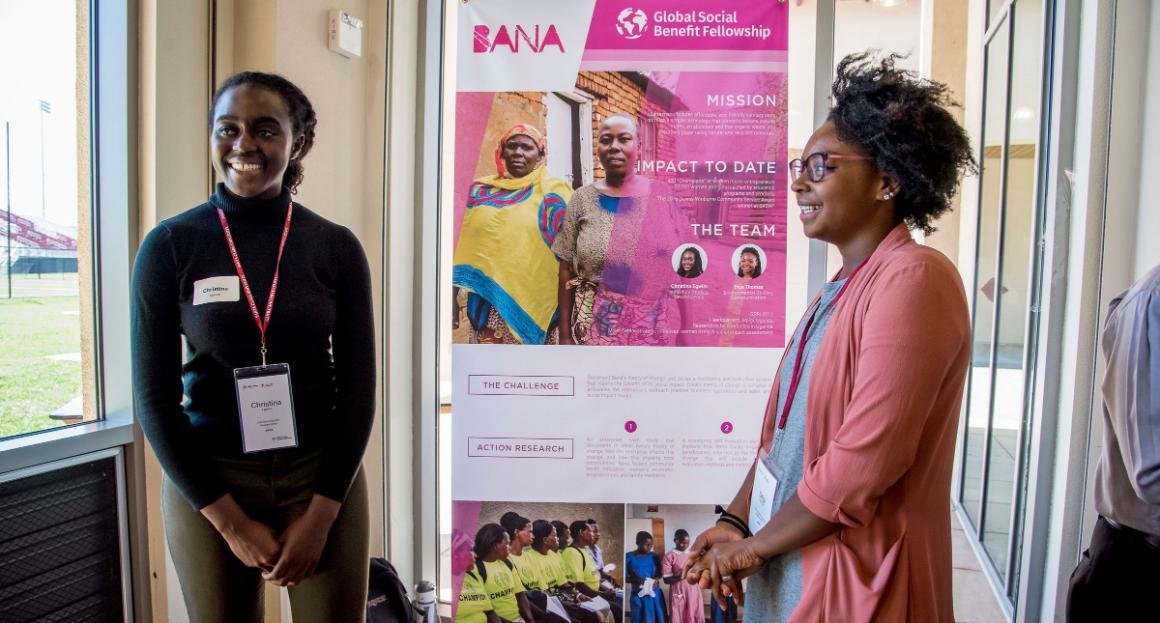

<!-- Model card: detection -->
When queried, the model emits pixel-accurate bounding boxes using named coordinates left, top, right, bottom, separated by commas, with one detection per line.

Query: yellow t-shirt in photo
left=562, top=545, right=600, bottom=591
left=525, top=548, right=569, bottom=591
left=482, top=559, right=525, bottom=622
left=456, top=570, right=493, bottom=623
left=509, top=551, right=547, bottom=591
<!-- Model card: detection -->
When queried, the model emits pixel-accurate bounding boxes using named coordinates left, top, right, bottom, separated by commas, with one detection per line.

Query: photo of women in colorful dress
left=451, top=68, right=786, bottom=348
left=626, top=504, right=731, bottom=623
left=554, top=113, right=688, bottom=346
left=452, top=123, right=573, bottom=344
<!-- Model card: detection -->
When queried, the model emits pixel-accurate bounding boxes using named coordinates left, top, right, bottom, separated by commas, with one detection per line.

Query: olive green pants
left=162, top=449, right=369, bottom=623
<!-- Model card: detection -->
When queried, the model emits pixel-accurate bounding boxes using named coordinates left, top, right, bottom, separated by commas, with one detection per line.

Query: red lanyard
left=216, top=202, right=293, bottom=365
left=773, top=261, right=866, bottom=433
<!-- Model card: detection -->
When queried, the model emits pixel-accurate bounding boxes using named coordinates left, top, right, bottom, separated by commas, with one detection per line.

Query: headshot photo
left=732, top=245, right=766, bottom=281
left=671, top=244, right=707, bottom=279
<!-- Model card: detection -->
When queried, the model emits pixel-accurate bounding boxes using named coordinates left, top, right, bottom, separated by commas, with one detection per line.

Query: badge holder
left=234, top=363, right=299, bottom=453
left=218, top=202, right=298, bottom=454
left=749, top=446, right=782, bottom=534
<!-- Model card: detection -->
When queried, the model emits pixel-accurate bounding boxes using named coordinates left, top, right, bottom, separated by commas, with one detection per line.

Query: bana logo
left=473, top=23, right=565, bottom=53
left=615, top=8, right=648, bottom=39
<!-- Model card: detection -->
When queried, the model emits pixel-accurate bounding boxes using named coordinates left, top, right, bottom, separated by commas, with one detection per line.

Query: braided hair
left=210, top=71, right=318, bottom=194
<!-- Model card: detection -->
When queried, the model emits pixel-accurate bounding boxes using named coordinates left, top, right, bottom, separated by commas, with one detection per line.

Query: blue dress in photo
left=626, top=551, right=667, bottom=623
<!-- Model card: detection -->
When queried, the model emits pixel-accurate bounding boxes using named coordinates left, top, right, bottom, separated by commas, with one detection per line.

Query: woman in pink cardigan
left=686, top=54, right=976, bottom=622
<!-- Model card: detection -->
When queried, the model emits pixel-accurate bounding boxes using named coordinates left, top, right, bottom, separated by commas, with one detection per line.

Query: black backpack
left=367, top=557, right=415, bottom=623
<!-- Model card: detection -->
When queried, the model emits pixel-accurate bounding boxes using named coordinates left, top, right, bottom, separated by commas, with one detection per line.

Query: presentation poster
left=449, top=0, right=788, bottom=614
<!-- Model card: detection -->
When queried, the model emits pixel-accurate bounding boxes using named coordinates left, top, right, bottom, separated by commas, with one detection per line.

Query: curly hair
left=210, top=71, right=318, bottom=194
left=828, top=53, right=977, bottom=235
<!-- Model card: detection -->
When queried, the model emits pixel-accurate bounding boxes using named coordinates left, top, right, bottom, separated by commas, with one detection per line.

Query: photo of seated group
left=454, top=502, right=626, bottom=623
left=625, top=504, right=740, bottom=623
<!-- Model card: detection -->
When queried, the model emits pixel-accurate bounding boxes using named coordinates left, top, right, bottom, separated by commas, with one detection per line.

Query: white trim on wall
left=1033, top=0, right=1116, bottom=619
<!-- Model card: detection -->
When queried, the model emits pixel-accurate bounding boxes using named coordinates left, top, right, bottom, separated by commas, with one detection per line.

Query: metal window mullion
left=1013, top=0, right=1082, bottom=618
left=416, top=0, right=446, bottom=591
left=1074, top=0, right=1119, bottom=570
left=1003, top=0, right=1055, bottom=601
left=957, top=0, right=1010, bottom=524
left=986, top=0, right=1017, bottom=43
left=976, top=8, right=1015, bottom=546
left=807, top=0, right=836, bottom=298
left=90, top=0, right=106, bottom=423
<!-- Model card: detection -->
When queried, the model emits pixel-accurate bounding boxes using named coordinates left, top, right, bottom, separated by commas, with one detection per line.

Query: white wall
left=626, top=504, right=719, bottom=552
left=1134, top=1, right=1160, bottom=278
left=834, top=0, right=923, bottom=75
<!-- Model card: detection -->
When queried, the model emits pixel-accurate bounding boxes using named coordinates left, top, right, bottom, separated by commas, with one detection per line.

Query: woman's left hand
left=263, top=495, right=341, bottom=587
left=685, top=538, right=764, bottom=609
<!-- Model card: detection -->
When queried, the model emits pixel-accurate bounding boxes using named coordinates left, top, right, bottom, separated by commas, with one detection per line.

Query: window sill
left=0, top=411, right=135, bottom=476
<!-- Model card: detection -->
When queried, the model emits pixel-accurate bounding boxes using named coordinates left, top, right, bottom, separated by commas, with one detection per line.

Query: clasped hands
left=681, top=524, right=766, bottom=610
left=203, top=493, right=340, bottom=587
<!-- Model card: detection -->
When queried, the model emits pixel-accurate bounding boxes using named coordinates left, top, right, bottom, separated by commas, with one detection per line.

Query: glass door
left=955, top=0, right=1050, bottom=615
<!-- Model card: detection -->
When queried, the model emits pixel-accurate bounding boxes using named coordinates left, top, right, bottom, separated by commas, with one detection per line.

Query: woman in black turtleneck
left=131, top=72, right=375, bottom=622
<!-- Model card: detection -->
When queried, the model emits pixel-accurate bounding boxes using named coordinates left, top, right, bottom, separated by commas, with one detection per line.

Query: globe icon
left=616, top=8, right=648, bottom=40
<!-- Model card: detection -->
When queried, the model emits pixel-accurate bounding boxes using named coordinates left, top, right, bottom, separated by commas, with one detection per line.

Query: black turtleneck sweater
left=131, top=184, right=375, bottom=510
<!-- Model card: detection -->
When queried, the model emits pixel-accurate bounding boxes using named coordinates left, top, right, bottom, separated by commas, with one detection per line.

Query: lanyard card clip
left=233, top=363, right=298, bottom=453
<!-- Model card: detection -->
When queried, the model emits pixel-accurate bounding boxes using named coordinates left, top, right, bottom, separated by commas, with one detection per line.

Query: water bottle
left=414, top=580, right=438, bottom=623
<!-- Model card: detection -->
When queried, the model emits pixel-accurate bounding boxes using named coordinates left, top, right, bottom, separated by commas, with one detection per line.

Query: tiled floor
left=952, top=517, right=1007, bottom=623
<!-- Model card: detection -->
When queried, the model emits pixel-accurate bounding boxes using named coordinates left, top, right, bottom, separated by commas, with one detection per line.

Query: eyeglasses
left=788, top=152, right=875, bottom=183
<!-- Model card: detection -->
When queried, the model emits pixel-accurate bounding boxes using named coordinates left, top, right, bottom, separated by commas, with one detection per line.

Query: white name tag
left=193, top=275, right=241, bottom=305
left=749, top=449, right=780, bottom=534
left=234, top=364, right=298, bottom=453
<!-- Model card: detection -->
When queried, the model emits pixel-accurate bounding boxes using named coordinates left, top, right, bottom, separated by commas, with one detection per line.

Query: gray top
left=1094, top=263, right=1160, bottom=536
left=744, top=277, right=846, bottom=623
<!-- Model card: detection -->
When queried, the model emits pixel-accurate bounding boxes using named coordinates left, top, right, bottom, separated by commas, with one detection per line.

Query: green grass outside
left=0, top=295, right=83, bottom=438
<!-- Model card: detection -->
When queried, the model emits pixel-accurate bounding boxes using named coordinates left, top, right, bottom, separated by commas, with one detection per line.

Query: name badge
left=193, top=275, right=241, bottom=305
left=749, top=448, right=780, bottom=534
left=234, top=364, right=298, bottom=453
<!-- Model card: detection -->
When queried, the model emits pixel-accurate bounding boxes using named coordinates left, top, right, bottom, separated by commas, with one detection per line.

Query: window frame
left=0, top=0, right=136, bottom=474
left=0, top=0, right=140, bottom=619
left=950, top=1, right=1081, bottom=621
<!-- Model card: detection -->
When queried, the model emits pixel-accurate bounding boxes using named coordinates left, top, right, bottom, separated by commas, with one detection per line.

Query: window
left=0, top=0, right=95, bottom=440
left=956, top=0, right=1049, bottom=613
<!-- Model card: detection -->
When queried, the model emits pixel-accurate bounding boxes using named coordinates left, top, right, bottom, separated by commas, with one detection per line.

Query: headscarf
left=495, top=123, right=547, bottom=178
left=454, top=123, right=572, bottom=344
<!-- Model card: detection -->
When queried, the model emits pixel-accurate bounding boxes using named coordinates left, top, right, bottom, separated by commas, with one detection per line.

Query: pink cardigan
left=759, top=225, right=971, bottom=622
